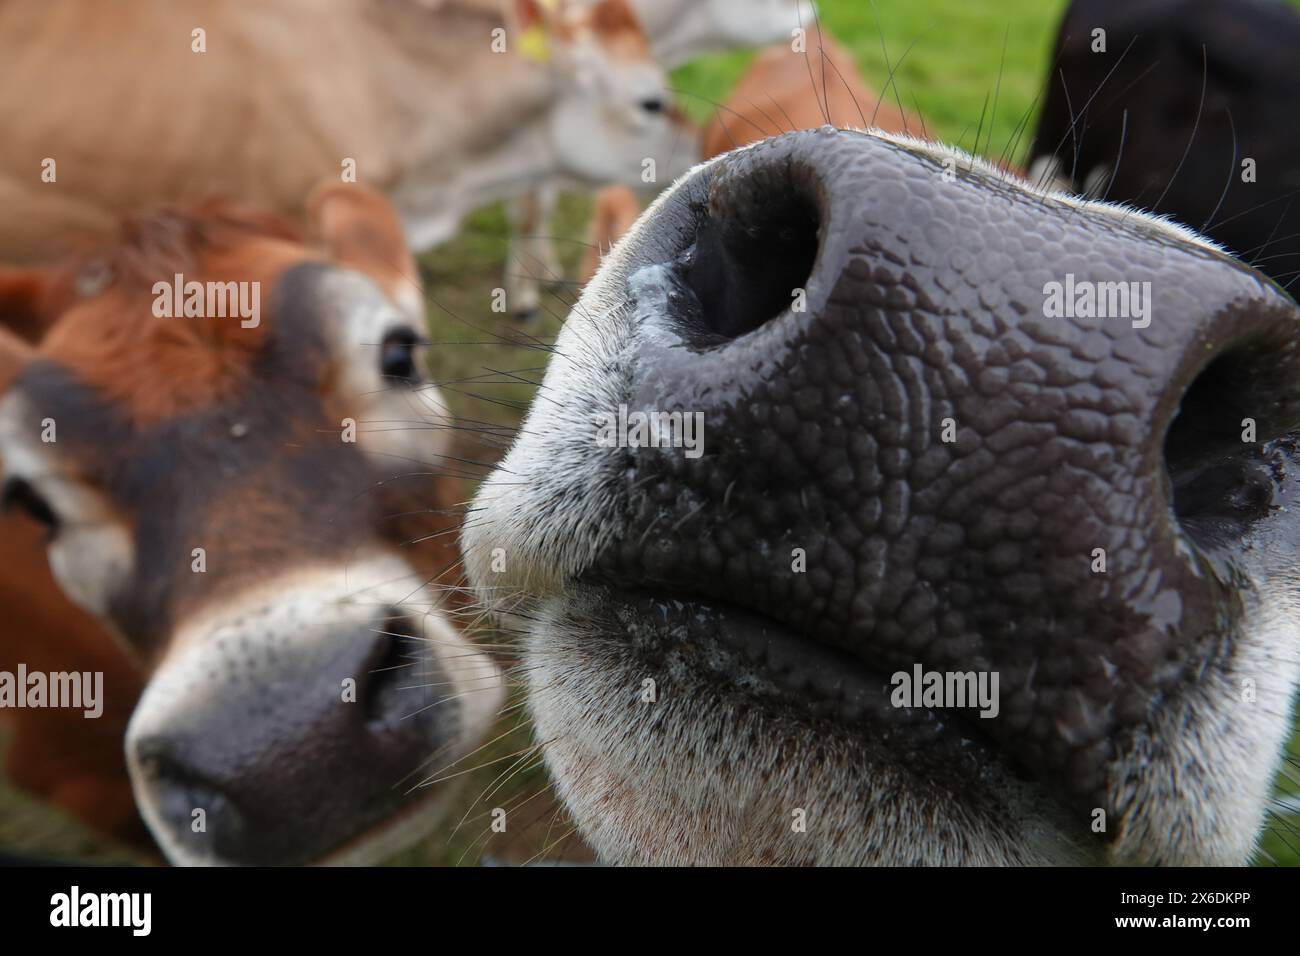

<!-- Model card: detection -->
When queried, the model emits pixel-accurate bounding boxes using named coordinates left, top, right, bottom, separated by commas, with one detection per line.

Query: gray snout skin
left=125, top=577, right=502, bottom=867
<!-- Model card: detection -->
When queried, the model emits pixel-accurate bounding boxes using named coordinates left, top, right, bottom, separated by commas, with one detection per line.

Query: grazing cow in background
left=0, top=0, right=693, bottom=262
left=1027, top=0, right=1300, bottom=290
left=580, top=36, right=926, bottom=282
left=0, top=185, right=503, bottom=864
left=505, top=0, right=813, bottom=318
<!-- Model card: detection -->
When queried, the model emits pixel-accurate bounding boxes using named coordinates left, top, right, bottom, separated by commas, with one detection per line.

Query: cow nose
left=597, top=128, right=1300, bottom=807
left=130, top=608, right=451, bottom=865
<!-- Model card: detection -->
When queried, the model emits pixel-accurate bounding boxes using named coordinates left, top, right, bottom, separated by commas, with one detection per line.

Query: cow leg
left=531, top=183, right=564, bottom=288
left=1081, top=164, right=1112, bottom=199
left=1026, top=155, right=1073, bottom=193
left=580, top=186, right=643, bottom=286
left=505, top=187, right=564, bottom=321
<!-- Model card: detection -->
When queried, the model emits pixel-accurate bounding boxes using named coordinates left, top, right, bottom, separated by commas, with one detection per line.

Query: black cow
left=1028, top=0, right=1300, bottom=291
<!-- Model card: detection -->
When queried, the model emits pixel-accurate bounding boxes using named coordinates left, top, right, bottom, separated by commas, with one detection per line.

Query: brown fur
left=0, top=509, right=149, bottom=848
left=37, top=215, right=299, bottom=428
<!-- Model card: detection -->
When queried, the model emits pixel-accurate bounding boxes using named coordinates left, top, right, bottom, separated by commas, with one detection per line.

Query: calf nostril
left=681, top=155, right=822, bottom=341
left=1172, top=458, right=1275, bottom=525
left=380, top=327, right=419, bottom=383
left=361, top=611, right=426, bottom=728
left=136, top=746, right=243, bottom=847
left=1164, top=336, right=1300, bottom=546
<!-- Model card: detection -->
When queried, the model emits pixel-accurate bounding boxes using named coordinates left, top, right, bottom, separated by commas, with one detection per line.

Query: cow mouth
left=565, top=582, right=1026, bottom=787
left=315, top=785, right=453, bottom=867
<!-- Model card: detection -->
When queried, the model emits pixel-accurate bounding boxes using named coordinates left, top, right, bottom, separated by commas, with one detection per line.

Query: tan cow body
left=0, top=0, right=690, bottom=262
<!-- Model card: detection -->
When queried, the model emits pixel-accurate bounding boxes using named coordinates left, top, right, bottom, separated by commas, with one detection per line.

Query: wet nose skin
left=131, top=610, right=451, bottom=865
left=595, top=129, right=1300, bottom=811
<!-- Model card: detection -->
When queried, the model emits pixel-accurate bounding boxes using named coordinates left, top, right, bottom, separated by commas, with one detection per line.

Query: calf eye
left=379, top=328, right=420, bottom=384
left=1, top=477, right=60, bottom=536
left=639, top=97, right=665, bottom=115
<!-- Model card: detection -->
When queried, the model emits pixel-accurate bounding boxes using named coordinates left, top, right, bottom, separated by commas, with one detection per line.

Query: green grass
left=3, top=0, right=1295, bottom=867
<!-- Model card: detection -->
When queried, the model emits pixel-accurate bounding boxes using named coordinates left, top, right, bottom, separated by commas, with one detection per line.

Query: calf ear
left=589, top=0, right=643, bottom=37
left=306, top=182, right=424, bottom=323
left=0, top=264, right=66, bottom=345
left=0, top=322, right=34, bottom=395
left=513, top=0, right=553, bottom=34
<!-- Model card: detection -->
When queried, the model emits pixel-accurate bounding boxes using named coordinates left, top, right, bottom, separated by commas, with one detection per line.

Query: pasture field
left=2, top=0, right=1296, bottom=866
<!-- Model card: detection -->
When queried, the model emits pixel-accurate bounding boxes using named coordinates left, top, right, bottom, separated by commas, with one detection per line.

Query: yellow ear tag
left=518, top=25, right=551, bottom=64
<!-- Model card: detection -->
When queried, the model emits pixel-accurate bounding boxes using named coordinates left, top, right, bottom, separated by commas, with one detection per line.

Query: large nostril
left=1164, top=333, right=1300, bottom=547
left=380, top=327, right=420, bottom=383
left=681, top=153, right=822, bottom=341
left=125, top=608, right=457, bottom=864
left=135, top=743, right=246, bottom=853
left=360, top=609, right=427, bottom=729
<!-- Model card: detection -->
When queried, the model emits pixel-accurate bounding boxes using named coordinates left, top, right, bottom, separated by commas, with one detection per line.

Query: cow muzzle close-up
left=124, top=558, right=503, bottom=867
left=465, top=127, right=1300, bottom=866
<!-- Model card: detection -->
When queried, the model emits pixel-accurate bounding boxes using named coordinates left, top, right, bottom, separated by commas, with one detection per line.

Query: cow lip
left=579, top=584, right=1016, bottom=777
left=314, top=784, right=448, bottom=866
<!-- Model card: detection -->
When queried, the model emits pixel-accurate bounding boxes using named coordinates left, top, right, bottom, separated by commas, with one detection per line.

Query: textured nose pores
left=606, top=128, right=1297, bottom=806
